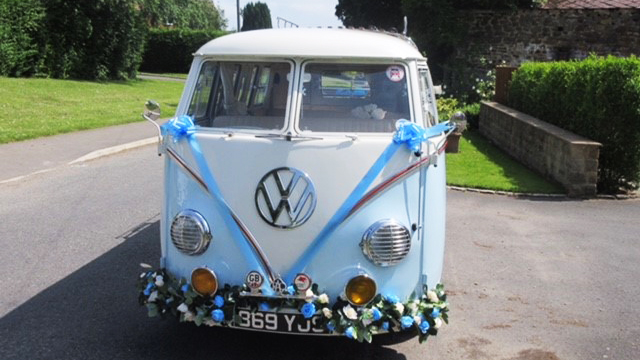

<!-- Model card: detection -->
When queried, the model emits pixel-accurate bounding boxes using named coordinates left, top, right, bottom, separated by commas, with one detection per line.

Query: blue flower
left=371, top=307, right=382, bottom=321
left=287, top=285, right=295, bottom=294
left=301, top=302, right=316, bottom=319
left=258, top=302, right=270, bottom=311
left=143, top=283, right=154, bottom=296
left=214, top=295, right=224, bottom=308
left=211, top=309, right=224, bottom=323
left=181, top=284, right=190, bottom=293
left=430, top=308, right=441, bottom=318
left=381, top=321, right=390, bottom=331
left=384, top=294, right=400, bottom=304
left=401, top=316, right=414, bottom=329
left=345, top=326, right=356, bottom=339
left=419, top=320, right=430, bottom=334
left=327, top=321, right=336, bottom=332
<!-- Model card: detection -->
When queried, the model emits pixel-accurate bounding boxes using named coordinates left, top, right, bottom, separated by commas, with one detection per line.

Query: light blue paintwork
left=160, top=137, right=447, bottom=303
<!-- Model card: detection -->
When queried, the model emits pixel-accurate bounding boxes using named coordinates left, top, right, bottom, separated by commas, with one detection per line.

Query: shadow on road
left=0, top=221, right=407, bottom=360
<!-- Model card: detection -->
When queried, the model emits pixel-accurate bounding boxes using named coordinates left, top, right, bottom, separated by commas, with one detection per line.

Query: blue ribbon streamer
left=162, top=116, right=452, bottom=290
left=161, top=116, right=273, bottom=294
left=286, top=120, right=452, bottom=282
left=393, top=119, right=454, bottom=153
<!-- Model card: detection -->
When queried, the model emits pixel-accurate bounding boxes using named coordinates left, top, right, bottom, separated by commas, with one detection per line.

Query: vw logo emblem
left=255, top=167, right=317, bottom=229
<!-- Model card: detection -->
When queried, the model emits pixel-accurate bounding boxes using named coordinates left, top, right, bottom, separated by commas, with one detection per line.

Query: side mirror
left=142, top=100, right=163, bottom=155
left=144, top=100, right=161, bottom=121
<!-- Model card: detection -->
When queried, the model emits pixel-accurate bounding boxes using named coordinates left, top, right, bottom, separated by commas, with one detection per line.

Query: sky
left=215, top=0, right=343, bottom=30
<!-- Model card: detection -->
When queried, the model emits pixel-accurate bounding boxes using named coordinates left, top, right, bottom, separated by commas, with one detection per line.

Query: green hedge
left=508, top=56, right=640, bottom=193
left=0, top=0, right=45, bottom=77
left=140, top=29, right=227, bottom=74
left=0, top=0, right=145, bottom=80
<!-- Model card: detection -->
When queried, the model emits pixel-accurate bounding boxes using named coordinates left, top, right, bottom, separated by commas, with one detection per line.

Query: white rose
left=183, top=311, right=195, bottom=322
left=414, top=315, right=422, bottom=325
left=322, top=307, right=333, bottom=319
left=148, top=291, right=158, bottom=302
left=155, top=275, right=164, bottom=287
left=318, top=293, right=330, bottom=305
left=343, top=305, right=358, bottom=320
left=177, top=303, right=189, bottom=313
left=407, top=301, right=418, bottom=314
left=305, top=289, right=314, bottom=302
left=434, top=317, right=443, bottom=329
left=427, top=290, right=439, bottom=303
left=394, top=303, right=405, bottom=314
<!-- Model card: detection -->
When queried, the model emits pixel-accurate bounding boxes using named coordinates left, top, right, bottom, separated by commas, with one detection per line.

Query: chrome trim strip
left=346, top=144, right=446, bottom=219
left=166, top=146, right=278, bottom=285
left=166, top=147, right=210, bottom=194
left=230, top=211, right=277, bottom=283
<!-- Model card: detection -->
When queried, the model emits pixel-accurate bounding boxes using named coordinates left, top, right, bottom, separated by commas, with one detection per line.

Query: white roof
left=196, top=28, right=424, bottom=60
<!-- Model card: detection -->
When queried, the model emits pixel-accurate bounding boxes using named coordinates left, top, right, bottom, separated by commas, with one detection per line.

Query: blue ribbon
left=393, top=119, right=454, bottom=153
left=162, top=116, right=273, bottom=295
left=161, top=115, right=196, bottom=141
left=286, top=120, right=452, bottom=281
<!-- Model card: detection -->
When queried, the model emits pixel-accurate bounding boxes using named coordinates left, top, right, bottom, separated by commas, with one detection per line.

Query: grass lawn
left=0, top=77, right=184, bottom=144
left=447, top=130, right=564, bottom=194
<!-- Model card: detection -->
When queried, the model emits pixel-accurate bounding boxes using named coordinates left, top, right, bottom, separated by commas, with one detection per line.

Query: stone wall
left=456, top=8, right=640, bottom=70
left=479, top=102, right=601, bottom=197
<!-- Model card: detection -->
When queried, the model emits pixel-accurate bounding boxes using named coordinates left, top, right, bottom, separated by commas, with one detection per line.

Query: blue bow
left=161, top=115, right=196, bottom=142
left=393, top=119, right=454, bottom=153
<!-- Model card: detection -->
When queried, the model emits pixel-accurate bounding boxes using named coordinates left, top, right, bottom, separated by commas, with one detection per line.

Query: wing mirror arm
left=142, top=100, right=164, bottom=156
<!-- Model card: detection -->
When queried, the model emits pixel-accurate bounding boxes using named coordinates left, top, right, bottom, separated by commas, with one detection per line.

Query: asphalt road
left=0, top=145, right=638, bottom=360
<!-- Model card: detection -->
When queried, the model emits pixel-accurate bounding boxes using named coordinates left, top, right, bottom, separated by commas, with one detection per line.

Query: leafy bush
left=508, top=56, right=640, bottom=193
left=436, top=97, right=460, bottom=120
left=0, top=0, right=45, bottom=77
left=41, top=0, right=146, bottom=80
left=140, top=29, right=227, bottom=74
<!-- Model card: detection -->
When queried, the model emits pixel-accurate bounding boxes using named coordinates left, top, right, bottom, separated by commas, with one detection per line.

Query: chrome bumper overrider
left=137, top=267, right=449, bottom=343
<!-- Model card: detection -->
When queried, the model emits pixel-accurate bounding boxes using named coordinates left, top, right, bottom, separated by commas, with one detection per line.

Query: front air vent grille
left=170, top=210, right=211, bottom=255
left=361, top=220, right=412, bottom=267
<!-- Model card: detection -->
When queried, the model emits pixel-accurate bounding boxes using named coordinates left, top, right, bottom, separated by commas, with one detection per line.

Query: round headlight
left=360, top=219, right=411, bottom=267
left=170, top=210, right=211, bottom=255
left=345, top=275, right=377, bottom=306
left=191, top=267, right=218, bottom=296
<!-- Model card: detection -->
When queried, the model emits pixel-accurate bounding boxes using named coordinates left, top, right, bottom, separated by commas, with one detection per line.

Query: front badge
left=255, top=167, right=317, bottom=229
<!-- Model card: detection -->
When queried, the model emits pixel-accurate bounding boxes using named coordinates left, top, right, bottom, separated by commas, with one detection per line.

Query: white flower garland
left=137, top=267, right=448, bottom=343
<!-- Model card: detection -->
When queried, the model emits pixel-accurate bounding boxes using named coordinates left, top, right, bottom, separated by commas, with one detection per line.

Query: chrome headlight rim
left=170, top=209, right=212, bottom=256
left=360, top=219, right=412, bottom=267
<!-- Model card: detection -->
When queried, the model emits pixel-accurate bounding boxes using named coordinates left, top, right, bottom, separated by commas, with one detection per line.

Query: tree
left=335, top=0, right=404, bottom=30
left=241, top=2, right=272, bottom=31
left=0, top=0, right=46, bottom=77
left=40, top=0, right=146, bottom=80
left=138, top=0, right=226, bottom=30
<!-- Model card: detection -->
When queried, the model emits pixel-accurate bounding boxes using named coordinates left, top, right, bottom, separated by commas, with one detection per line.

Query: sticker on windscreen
left=386, top=65, right=405, bottom=82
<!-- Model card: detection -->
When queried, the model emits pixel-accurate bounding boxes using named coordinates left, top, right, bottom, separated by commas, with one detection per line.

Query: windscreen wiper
left=255, top=132, right=323, bottom=141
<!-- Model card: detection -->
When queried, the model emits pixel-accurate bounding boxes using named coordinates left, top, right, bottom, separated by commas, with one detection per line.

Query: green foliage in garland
left=137, top=267, right=449, bottom=343
left=508, top=56, right=640, bottom=193
left=139, top=29, right=227, bottom=74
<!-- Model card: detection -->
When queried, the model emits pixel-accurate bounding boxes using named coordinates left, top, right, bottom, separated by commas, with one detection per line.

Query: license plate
left=234, top=308, right=328, bottom=334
